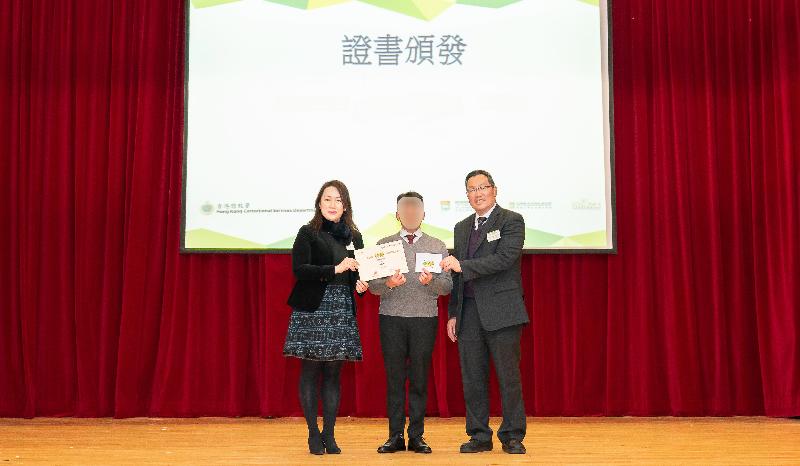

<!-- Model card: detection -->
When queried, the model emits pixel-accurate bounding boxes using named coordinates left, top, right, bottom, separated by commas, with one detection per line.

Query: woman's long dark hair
left=308, top=180, right=359, bottom=233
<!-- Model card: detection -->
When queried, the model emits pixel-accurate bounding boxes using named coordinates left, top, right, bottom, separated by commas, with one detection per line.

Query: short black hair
left=465, top=169, right=495, bottom=188
left=396, top=191, right=424, bottom=204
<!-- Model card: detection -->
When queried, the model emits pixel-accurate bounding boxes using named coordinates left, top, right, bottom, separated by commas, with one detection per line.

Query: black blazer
left=286, top=224, right=365, bottom=314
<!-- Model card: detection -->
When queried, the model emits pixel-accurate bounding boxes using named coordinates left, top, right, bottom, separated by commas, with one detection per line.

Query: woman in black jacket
left=283, top=180, right=369, bottom=455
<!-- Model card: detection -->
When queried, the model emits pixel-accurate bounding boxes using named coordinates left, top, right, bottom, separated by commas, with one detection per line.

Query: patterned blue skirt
left=283, top=285, right=363, bottom=361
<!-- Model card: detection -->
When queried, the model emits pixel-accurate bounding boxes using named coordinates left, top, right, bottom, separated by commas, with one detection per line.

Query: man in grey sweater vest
left=368, top=191, right=452, bottom=454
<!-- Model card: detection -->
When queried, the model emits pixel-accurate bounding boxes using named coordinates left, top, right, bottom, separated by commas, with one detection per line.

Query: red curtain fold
left=1, top=0, right=798, bottom=418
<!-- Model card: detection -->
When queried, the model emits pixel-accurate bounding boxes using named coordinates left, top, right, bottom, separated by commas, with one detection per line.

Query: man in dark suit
left=440, top=169, right=529, bottom=455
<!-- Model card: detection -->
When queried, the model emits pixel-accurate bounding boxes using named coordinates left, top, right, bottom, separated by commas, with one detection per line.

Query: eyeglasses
left=466, top=185, right=494, bottom=195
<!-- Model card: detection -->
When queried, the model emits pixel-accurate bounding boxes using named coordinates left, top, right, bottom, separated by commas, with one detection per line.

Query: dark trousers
left=378, top=314, right=438, bottom=439
left=458, top=297, right=526, bottom=443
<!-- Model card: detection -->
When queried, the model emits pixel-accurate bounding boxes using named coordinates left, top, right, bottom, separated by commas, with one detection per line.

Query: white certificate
left=355, top=240, right=409, bottom=281
left=415, top=253, right=443, bottom=273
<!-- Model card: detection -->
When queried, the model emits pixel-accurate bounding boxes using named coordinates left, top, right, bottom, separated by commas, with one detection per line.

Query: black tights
left=299, top=360, right=343, bottom=438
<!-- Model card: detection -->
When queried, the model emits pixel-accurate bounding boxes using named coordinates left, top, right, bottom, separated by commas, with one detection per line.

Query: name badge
left=487, top=230, right=501, bottom=242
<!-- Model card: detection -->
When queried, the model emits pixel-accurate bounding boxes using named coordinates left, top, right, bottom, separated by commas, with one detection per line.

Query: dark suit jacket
left=287, top=224, right=365, bottom=314
left=447, top=205, right=529, bottom=332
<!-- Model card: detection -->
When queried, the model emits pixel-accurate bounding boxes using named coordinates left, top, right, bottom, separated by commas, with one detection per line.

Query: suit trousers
left=458, top=297, right=526, bottom=443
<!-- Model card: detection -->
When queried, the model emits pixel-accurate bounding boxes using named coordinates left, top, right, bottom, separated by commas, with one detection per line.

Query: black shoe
left=308, top=432, right=324, bottom=455
left=459, top=438, right=493, bottom=453
left=502, top=439, right=526, bottom=454
left=377, top=434, right=406, bottom=453
left=321, top=433, right=341, bottom=454
left=408, top=436, right=432, bottom=454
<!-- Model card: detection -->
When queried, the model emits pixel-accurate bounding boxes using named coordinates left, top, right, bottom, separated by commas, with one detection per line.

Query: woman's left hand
left=355, top=279, right=369, bottom=294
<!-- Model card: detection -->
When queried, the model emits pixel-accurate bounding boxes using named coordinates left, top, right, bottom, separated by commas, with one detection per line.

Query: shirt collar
left=400, top=228, right=423, bottom=243
left=474, top=203, right=497, bottom=229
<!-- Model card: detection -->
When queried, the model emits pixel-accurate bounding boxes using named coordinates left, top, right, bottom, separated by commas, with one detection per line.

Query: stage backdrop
left=1, top=0, right=798, bottom=418
left=183, top=0, right=615, bottom=252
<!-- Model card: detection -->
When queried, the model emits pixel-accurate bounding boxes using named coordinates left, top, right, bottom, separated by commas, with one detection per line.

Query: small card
left=487, top=229, right=501, bottom=242
left=415, top=253, right=443, bottom=273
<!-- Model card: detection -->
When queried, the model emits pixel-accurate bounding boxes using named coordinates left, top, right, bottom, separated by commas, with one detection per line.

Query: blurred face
left=396, top=197, right=425, bottom=232
left=466, top=174, right=497, bottom=216
left=319, top=186, right=344, bottom=222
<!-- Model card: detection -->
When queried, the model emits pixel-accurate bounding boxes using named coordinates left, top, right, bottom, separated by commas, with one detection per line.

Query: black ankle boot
left=308, top=431, right=324, bottom=455
left=321, top=431, right=341, bottom=454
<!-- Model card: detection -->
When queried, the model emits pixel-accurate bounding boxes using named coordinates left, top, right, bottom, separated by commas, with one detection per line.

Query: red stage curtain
left=1, top=0, right=798, bottom=417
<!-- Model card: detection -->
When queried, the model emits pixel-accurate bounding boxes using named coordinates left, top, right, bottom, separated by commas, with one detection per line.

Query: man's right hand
left=385, top=270, right=406, bottom=289
left=447, top=317, right=457, bottom=342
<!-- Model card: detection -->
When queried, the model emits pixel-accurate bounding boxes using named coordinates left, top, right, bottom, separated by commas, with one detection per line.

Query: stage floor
left=1, top=416, right=798, bottom=464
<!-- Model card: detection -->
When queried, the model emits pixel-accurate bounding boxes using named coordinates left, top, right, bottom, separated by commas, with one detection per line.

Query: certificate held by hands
left=355, top=240, right=409, bottom=281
